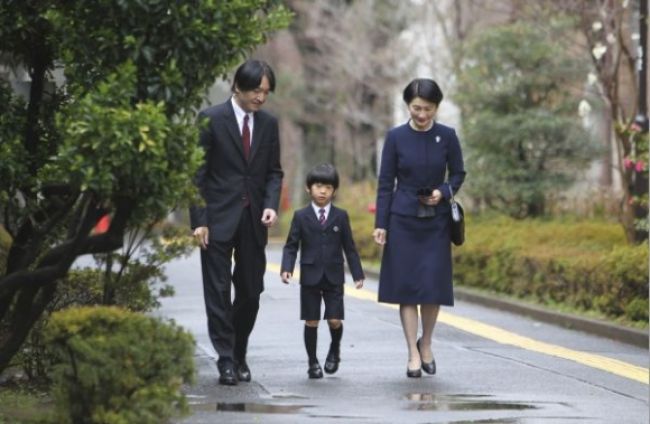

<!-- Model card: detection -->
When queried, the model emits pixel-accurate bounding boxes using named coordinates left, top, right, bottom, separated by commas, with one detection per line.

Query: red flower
left=623, top=157, right=634, bottom=169
left=635, top=160, right=645, bottom=172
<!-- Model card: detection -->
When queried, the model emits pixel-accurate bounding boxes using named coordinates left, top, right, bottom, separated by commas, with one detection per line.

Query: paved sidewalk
left=158, top=246, right=649, bottom=424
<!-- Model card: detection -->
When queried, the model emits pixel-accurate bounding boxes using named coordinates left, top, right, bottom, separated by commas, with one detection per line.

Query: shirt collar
left=311, top=202, right=331, bottom=217
left=230, top=97, right=253, bottom=129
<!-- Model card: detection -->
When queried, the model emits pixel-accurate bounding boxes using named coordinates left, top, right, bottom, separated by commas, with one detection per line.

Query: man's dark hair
left=402, top=78, right=443, bottom=106
left=231, top=59, right=276, bottom=92
left=306, top=163, right=339, bottom=190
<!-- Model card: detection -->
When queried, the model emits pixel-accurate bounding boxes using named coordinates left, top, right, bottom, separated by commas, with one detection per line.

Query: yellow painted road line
left=266, top=263, right=649, bottom=384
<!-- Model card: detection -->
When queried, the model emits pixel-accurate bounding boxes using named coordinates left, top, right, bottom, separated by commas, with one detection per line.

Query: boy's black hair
left=306, top=163, right=339, bottom=190
left=231, top=59, right=276, bottom=92
left=402, top=78, right=443, bottom=106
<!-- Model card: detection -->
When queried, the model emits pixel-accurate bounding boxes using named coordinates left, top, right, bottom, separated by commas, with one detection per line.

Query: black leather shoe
left=421, top=358, right=436, bottom=375
left=236, top=361, right=251, bottom=382
left=324, top=351, right=340, bottom=374
left=308, top=362, right=323, bottom=379
left=406, top=367, right=422, bottom=378
left=218, top=366, right=238, bottom=386
left=417, top=338, right=436, bottom=375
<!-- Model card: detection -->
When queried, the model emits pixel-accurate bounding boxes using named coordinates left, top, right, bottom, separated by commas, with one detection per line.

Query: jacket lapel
left=249, top=113, right=265, bottom=162
left=305, top=205, right=320, bottom=227
left=223, top=101, right=246, bottom=161
left=324, top=206, right=339, bottom=230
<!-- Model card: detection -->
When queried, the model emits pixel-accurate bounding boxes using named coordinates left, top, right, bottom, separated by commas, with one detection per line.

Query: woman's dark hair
left=231, top=59, right=276, bottom=92
left=402, top=78, right=443, bottom=106
left=306, top=163, right=339, bottom=190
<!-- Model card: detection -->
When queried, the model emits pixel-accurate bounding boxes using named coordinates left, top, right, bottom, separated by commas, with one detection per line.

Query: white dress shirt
left=231, top=97, right=254, bottom=146
left=311, top=202, right=331, bottom=221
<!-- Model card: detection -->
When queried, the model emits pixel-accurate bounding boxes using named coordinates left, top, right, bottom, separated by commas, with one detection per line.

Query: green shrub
left=16, top=224, right=193, bottom=381
left=45, top=306, right=195, bottom=424
left=453, top=215, right=649, bottom=325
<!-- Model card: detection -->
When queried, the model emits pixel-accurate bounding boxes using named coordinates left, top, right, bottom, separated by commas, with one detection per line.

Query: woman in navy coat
left=373, top=78, right=465, bottom=378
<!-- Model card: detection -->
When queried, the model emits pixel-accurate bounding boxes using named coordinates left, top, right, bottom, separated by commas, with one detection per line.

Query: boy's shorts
left=300, top=277, right=344, bottom=321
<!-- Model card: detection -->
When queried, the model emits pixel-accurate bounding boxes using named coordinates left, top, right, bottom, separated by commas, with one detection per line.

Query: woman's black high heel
left=417, top=338, right=436, bottom=375
left=406, top=367, right=422, bottom=378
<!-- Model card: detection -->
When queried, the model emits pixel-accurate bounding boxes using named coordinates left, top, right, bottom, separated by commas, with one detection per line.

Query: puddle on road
left=191, top=402, right=312, bottom=414
left=405, top=393, right=538, bottom=412
left=446, top=420, right=520, bottom=424
left=190, top=393, right=540, bottom=418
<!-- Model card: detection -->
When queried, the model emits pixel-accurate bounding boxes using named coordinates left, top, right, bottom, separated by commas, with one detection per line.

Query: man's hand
left=261, top=208, right=278, bottom=227
left=281, top=271, right=292, bottom=284
left=355, top=280, right=364, bottom=289
left=193, top=226, right=209, bottom=250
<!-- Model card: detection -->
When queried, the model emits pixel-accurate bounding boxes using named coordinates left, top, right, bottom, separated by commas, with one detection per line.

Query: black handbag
left=449, top=186, right=465, bottom=246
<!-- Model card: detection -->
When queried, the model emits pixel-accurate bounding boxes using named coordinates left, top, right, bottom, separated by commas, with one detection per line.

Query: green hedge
left=46, top=306, right=195, bottom=424
left=453, top=215, right=648, bottom=325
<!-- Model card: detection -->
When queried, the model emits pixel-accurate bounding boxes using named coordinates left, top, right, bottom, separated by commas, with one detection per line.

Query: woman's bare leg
left=400, top=304, right=421, bottom=370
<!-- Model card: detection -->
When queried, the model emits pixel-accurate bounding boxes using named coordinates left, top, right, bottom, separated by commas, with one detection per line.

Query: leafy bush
left=15, top=224, right=194, bottom=381
left=46, top=306, right=195, bottom=424
left=453, top=215, right=649, bottom=325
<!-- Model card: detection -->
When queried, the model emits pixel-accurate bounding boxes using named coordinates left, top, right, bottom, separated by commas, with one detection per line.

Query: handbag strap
left=448, top=185, right=457, bottom=205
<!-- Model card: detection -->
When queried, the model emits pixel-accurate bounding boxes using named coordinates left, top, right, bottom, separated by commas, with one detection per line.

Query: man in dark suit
left=281, top=164, right=364, bottom=378
left=190, top=60, right=283, bottom=386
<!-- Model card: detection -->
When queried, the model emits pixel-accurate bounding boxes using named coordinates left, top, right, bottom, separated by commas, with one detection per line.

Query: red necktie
left=319, top=208, right=326, bottom=226
left=242, top=114, right=251, bottom=160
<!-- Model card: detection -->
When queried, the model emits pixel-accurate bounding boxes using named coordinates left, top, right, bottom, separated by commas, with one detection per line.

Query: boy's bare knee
left=328, top=319, right=341, bottom=329
left=305, top=320, right=319, bottom=327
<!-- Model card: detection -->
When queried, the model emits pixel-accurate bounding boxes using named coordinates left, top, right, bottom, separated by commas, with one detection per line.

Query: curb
left=362, top=267, right=648, bottom=349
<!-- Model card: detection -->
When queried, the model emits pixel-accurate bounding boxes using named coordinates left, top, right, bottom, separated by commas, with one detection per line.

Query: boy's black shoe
left=324, top=351, right=340, bottom=374
left=308, top=362, right=323, bottom=379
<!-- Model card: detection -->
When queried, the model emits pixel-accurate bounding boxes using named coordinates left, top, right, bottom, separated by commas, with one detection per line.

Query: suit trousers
left=200, top=207, right=266, bottom=366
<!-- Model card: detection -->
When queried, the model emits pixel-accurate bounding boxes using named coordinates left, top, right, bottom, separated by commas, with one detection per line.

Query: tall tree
left=533, top=0, right=648, bottom=242
left=455, top=20, right=596, bottom=217
left=262, top=0, right=413, bottom=202
left=0, top=0, right=291, bottom=373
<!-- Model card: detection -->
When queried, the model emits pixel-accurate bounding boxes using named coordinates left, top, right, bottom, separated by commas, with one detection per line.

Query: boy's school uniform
left=281, top=204, right=365, bottom=286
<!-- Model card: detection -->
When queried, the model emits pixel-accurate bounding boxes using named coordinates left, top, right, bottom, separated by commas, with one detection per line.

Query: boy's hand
left=281, top=271, right=292, bottom=284
left=373, top=228, right=386, bottom=245
left=354, top=280, right=364, bottom=289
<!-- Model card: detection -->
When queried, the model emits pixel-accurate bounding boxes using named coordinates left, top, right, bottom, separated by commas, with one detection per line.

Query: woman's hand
left=419, top=189, right=443, bottom=206
left=373, top=228, right=387, bottom=245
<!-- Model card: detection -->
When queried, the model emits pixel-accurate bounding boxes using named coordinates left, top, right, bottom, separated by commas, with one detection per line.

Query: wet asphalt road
left=158, top=244, right=649, bottom=424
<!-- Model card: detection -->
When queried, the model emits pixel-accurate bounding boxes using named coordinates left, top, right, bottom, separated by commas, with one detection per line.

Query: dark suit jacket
left=281, top=205, right=365, bottom=286
left=190, top=100, right=283, bottom=246
left=375, top=122, right=465, bottom=230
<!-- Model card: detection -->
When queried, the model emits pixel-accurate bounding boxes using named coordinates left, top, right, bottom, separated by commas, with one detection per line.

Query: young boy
left=281, top=163, right=365, bottom=379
